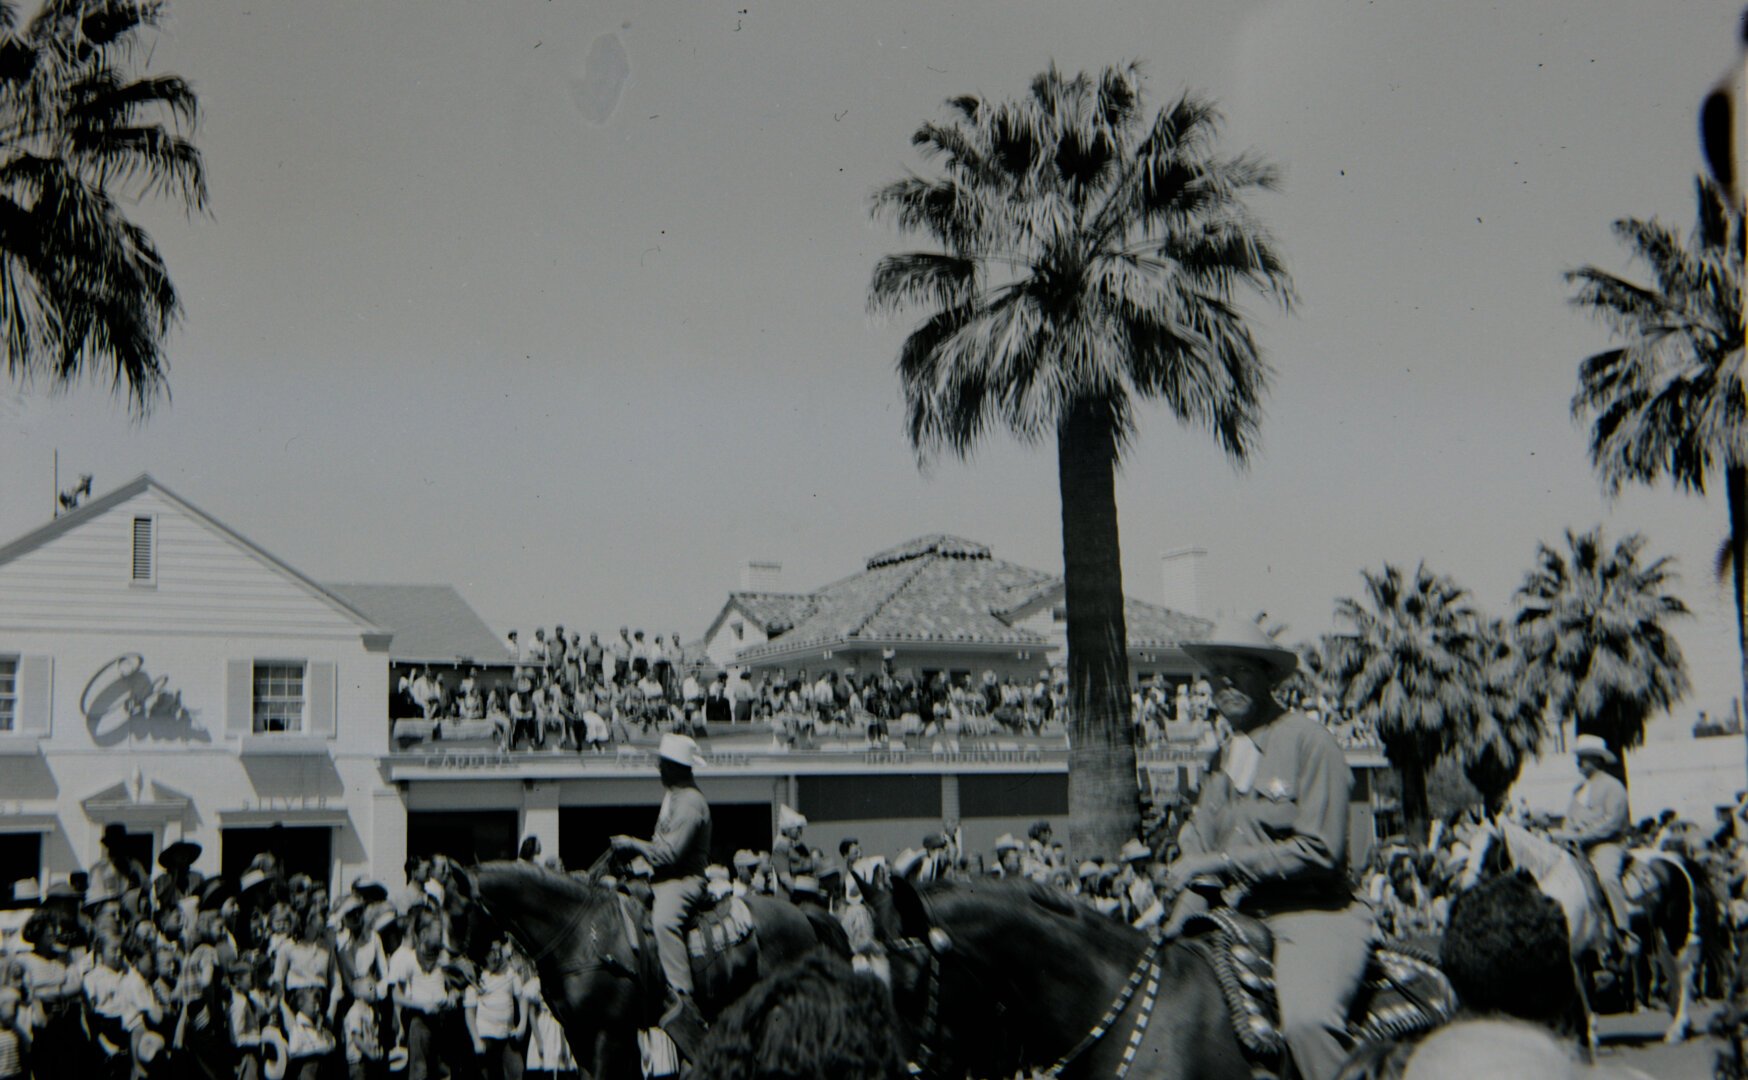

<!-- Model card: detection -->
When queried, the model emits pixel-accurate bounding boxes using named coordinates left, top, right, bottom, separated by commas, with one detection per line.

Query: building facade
left=0, top=477, right=396, bottom=904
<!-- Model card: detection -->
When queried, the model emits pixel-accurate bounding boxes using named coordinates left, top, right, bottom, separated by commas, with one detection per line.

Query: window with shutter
left=131, top=516, right=155, bottom=584
left=252, top=661, right=306, bottom=734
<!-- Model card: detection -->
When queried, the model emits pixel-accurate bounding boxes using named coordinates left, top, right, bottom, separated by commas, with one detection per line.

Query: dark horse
left=461, top=861, right=830, bottom=1080
left=872, top=876, right=1254, bottom=1080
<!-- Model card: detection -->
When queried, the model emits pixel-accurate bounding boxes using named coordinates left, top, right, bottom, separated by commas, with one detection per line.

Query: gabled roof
left=736, top=535, right=1058, bottom=661
left=700, top=592, right=817, bottom=646
left=324, top=584, right=511, bottom=664
left=733, top=534, right=1210, bottom=663
left=0, top=474, right=384, bottom=633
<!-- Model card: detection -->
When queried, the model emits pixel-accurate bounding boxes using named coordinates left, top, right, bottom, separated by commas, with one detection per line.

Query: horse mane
left=477, top=860, right=616, bottom=910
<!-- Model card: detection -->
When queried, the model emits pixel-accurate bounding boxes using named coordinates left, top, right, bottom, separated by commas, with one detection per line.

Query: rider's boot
left=661, top=990, right=708, bottom=1063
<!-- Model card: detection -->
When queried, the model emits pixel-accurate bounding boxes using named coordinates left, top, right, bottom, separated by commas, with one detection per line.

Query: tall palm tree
left=0, top=0, right=207, bottom=416
left=1460, top=618, right=1546, bottom=816
left=1567, top=177, right=1742, bottom=720
left=868, top=64, right=1292, bottom=857
left=1328, top=563, right=1483, bottom=846
left=1514, top=527, right=1690, bottom=786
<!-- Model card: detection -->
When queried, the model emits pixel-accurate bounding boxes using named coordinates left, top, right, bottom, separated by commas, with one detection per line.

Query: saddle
left=1180, top=910, right=1456, bottom=1068
left=615, top=891, right=764, bottom=1017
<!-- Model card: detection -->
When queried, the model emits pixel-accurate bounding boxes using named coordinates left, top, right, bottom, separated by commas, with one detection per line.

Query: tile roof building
left=700, top=534, right=1213, bottom=683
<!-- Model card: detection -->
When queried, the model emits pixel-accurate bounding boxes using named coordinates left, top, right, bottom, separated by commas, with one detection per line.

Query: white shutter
left=306, top=662, right=336, bottom=739
left=16, top=655, right=52, bottom=736
left=226, top=660, right=253, bottom=736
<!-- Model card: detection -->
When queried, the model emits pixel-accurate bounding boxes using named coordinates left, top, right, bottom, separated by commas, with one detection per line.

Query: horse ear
left=890, top=875, right=932, bottom=941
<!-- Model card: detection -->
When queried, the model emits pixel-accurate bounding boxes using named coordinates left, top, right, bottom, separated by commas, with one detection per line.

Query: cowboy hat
left=261, top=1027, right=289, bottom=1080
left=1118, top=838, right=1153, bottom=864
left=778, top=804, right=807, bottom=832
left=136, top=1030, right=167, bottom=1065
left=791, top=874, right=820, bottom=896
left=158, top=841, right=202, bottom=870
left=352, top=878, right=389, bottom=904
left=1573, top=734, right=1618, bottom=765
left=993, top=833, right=1023, bottom=854
left=892, top=849, right=926, bottom=878
left=732, top=849, right=759, bottom=869
left=658, top=733, right=701, bottom=769
left=1180, top=615, right=1298, bottom=681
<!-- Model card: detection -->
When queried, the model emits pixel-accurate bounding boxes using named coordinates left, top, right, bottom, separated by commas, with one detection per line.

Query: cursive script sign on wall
left=80, top=654, right=208, bottom=745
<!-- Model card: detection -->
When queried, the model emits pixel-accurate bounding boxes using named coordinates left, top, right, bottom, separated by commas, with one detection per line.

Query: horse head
left=470, top=861, right=644, bottom=1080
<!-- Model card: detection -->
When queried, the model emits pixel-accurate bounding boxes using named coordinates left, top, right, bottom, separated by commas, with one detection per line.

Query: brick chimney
left=1161, top=547, right=1206, bottom=617
left=741, top=560, right=782, bottom=592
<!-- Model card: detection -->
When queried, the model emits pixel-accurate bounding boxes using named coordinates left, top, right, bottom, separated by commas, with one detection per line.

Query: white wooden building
left=0, top=476, right=399, bottom=902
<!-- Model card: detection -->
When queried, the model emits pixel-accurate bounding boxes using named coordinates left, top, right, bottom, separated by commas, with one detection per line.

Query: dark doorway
left=222, top=826, right=332, bottom=888
left=0, top=833, right=41, bottom=909
left=408, top=811, right=518, bottom=866
left=558, top=803, right=771, bottom=872
left=103, top=829, right=155, bottom=885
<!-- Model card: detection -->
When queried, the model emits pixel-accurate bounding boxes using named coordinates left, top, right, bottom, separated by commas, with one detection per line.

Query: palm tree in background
left=0, top=0, right=206, bottom=416
left=1329, top=563, right=1483, bottom=846
left=1567, top=177, right=1742, bottom=719
left=1514, top=527, right=1690, bottom=786
left=1460, top=618, right=1546, bottom=816
left=868, top=64, right=1292, bottom=856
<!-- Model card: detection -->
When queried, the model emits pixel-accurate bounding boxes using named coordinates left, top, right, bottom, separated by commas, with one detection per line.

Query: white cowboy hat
left=993, top=833, right=1023, bottom=854
left=1119, top=838, right=1153, bottom=864
left=892, top=848, right=926, bottom=878
left=1572, top=734, right=1618, bottom=765
left=778, top=804, right=807, bottom=832
left=1180, top=615, right=1298, bottom=681
left=658, top=733, right=701, bottom=769
left=732, top=849, right=759, bottom=869
left=261, top=1027, right=289, bottom=1080
left=136, top=1030, right=167, bottom=1065
left=791, top=874, right=820, bottom=896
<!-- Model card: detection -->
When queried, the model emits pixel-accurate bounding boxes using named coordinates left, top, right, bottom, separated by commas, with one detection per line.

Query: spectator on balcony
left=508, top=676, right=538, bottom=751
left=535, top=682, right=565, bottom=750
left=527, top=629, right=549, bottom=669
left=580, top=698, right=611, bottom=753
left=582, top=633, right=605, bottom=684
left=731, top=672, right=755, bottom=724
left=561, top=631, right=580, bottom=687
left=613, top=628, right=633, bottom=685
left=705, top=672, right=732, bottom=725
left=670, top=634, right=687, bottom=674
left=485, top=690, right=511, bottom=747
left=459, top=682, right=485, bottom=721
left=631, top=631, right=650, bottom=679
left=681, top=670, right=705, bottom=710
left=505, top=630, right=520, bottom=662
left=651, top=635, right=671, bottom=696
left=412, top=666, right=442, bottom=721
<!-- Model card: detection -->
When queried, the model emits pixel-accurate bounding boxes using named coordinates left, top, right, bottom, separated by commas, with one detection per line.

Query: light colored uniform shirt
left=647, top=786, right=712, bottom=882
left=1562, top=770, right=1630, bottom=847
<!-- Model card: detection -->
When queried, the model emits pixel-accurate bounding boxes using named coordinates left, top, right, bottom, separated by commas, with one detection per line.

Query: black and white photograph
left=0, top=2, right=1745, bottom=1077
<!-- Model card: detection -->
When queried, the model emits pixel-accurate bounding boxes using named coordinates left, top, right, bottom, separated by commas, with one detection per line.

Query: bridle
left=894, top=891, right=1166, bottom=1080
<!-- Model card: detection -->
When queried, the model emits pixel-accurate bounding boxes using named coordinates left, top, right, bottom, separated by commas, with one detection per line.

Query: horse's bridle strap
left=1042, top=937, right=1164, bottom=1079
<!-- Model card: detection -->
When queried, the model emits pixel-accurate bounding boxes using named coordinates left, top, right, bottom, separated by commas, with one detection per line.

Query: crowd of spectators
left=0, top=823, right=589, bottom=1080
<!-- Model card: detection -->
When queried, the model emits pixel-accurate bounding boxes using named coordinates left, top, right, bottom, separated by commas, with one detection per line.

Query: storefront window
left=253, top=661, right=306, bottom=733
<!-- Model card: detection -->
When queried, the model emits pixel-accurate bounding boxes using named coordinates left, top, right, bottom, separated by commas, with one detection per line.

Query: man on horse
left=610, top=732, right=712, bottom=1041
left=1159, top=617, right=1376, bottom=1080
left=1549, top=734, right=1635, bottom=955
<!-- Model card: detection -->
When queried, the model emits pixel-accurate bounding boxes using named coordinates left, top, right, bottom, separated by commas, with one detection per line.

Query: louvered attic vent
left=131, top=516, right=155, bottom=582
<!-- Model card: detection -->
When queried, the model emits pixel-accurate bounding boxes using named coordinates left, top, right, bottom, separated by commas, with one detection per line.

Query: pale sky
left=2, top=1, right=1744, bottom=735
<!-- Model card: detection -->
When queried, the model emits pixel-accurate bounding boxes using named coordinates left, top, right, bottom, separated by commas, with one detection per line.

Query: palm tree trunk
left=1394, top=743, right=1431, bottom=848
left=1057, top=397, right=1140, bottom=860
left=1729, top=463, right=1748, bottom=775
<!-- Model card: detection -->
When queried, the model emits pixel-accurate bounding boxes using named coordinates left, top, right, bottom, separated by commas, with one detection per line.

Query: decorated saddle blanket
left=619, top=893, right=763, bottom=1016
left=1181, top=909, right=1456, bottom=1066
